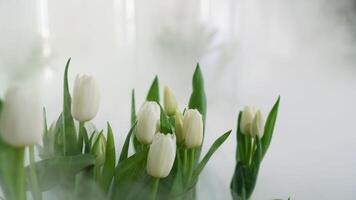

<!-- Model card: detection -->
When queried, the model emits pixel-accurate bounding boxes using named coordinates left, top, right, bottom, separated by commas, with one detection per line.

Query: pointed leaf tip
left=146, top=76, right=160, bottom=103
left=65, top=58, right=71, bottom=69
left=62, top=57, right=77, bottom=155
left=261, top=96, right=281, bottom=157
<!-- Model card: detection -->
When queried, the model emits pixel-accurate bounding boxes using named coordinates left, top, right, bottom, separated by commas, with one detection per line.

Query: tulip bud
left=163, top=86, right=178, bottom=116
left=71, top=74, right=100, bottom=122
left=251, top=110, right=264, bottom=138
left=0, top=85, right=43, bottom=147
left=240, top=106, right=256, bottom=136
left=147, top=133, right=176, bottom=178
left=174, top=111, right=184, bottom=142
left=183, top=109, right=203, bottom=148
left=136, top=101, right=160, bottom=144
left=92, top=133, right=106, bottom=166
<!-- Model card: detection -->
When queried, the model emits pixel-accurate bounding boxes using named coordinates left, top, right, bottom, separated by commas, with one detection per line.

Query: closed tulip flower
left=183, top=109, right=203, bottom=148
left=240, top=106, right=256, bottom=136
left=251, top=110, right=264, bottom=138
left=71, top=74, right=100, bottom=122
left=136, top=101, right=160, bottom=144
left=0, top=85, right=43, bottom=147
left=175, top=111, right=184, bottom=142
left=147, top=133, right=176, bottom=178
left=163, top=86, right=178, bottom=116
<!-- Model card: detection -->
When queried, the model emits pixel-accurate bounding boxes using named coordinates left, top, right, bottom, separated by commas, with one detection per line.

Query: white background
left=1, top=0, right=356, bottom=199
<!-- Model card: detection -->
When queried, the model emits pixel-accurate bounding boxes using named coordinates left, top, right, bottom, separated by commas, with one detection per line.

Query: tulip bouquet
left=0, top=59, right=232, bottom=200
left=230, top=99, right=280, bottom=200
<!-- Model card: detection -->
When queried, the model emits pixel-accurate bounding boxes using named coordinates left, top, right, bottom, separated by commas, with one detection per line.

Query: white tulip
left=163, top=86, right=178, bottom=116
left=0, top=85, right=43, bottom=147
left=183, top=109, right=203, bottom=148
left=240, top=106, right=256, bottom=136
left=71, top=74, right=100, bottom=122
left=147, top=133, right=176, bottom=178
left=174, top=111, right=184, bottom=142
left=251, top=110, right=264, bottom=138
left=136, top=101, right=160, bottom=144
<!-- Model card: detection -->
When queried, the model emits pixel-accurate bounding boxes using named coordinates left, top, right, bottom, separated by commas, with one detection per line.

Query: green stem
left=183, top=149, right=188, bottom=176
left=94, top=166, right=103, bottom=183
left=15, top=147, right=25, bottom=200
left=244, top=137, right=251, bottom=165
left=248, top=138, right=255, bottom=166
left=29, top=145, right=42, bottom=200
left=187, top=149, right=195, bottom=185
left=150, top=178, right=160, bottom=200
left=78, top=122, right=85, bottom=153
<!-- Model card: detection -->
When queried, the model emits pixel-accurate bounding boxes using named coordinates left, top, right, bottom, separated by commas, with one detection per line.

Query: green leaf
left=101, top=122, right=116, bottom=193
left=25, top=154, right=95, bottom=192
left=131, top=89, right=137, bottom=126
left=230, top=159, right=260, bottom=200
left=168, top=149, right=185, bottom=199
left=0, top=100, right=11, bottom=152
left=236, top=112, right=245, bottom=162
left=0, top=146, right=25, bottom=200
left=111, top=149, right=150, bottom=200
left=0, top=136, right=11, bottom=152
left=43, top=108, right=48, bottom=136
left=146, top=76, right=160, bottom=103
left=62, top=58, right=78, bottom=155
left=188, top=63, right=207, bottom=125
left=231, top=137, right=263, bottom=200
left=39, top=108, right=55, bottom=159
left=188, top=64, right=207, bottom=167
left=192, top=130, right=231, bottom=183
left=261, top=96, right=280, bottom=157
left=159, top=105, right=173, bottom=134
left=0, top=99, right=3, bottom=113
left=230, top=162, right=247, bottom=200
left=119, top=122, right=137, bottom=163
left=54, top=113, right=64, bottom=156
left=131, top=89, right=141, bottom=153
left=89, top=130, right=99, bottom=148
